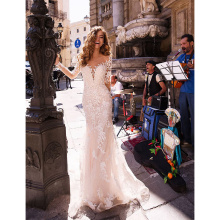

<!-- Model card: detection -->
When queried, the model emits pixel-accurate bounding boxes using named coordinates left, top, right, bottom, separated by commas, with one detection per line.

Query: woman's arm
left=104, top=56, right=112, bottom=91
left=156, top=81, right=167, bottom=96
left=55, top=54, right=80, bottom=79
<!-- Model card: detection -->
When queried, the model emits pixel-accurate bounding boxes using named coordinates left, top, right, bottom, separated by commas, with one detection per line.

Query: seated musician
left=130, top=60, right=167, bottom=122
left=111, top=75, right=124, bottom=124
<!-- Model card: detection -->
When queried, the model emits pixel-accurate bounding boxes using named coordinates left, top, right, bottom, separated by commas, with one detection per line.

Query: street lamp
left=84, top=15, right=90, bottom=24
left=57, top=22, right=63, bottom=38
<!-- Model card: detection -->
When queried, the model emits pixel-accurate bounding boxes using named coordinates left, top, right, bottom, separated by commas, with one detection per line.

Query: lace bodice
left=76, top=56, right=113, bottom=136
left=72, top=56, right=112, bottom=86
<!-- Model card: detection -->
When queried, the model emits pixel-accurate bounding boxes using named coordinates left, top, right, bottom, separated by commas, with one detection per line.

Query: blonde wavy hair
left=77, top=26, right=111, bottom=67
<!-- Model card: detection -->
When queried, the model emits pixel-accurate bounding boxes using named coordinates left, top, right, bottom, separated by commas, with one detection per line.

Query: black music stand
left=115, top=89, right=134, bottom=137
left=117, top=99, right=130, bottom=137
left=156, top=61, right=188, bottom=108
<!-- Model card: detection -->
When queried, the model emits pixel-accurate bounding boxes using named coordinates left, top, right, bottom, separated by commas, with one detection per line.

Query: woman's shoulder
left=100, top=54, right=111, bottom=61
left=97, top=54, right=111, bottom=66
left=104, top=54, right=112, bottom=63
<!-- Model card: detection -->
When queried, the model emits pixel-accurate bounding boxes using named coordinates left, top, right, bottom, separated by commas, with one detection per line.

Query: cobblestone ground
left=26, top=78, right=194, bottom=220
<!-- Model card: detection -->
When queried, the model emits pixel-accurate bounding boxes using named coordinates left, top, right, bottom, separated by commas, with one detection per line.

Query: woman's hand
left=54, top=54, right=60, bottom=65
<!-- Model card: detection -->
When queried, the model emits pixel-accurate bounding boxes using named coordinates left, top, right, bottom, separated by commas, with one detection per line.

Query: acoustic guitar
left=171, top=62, right=190, bottom=88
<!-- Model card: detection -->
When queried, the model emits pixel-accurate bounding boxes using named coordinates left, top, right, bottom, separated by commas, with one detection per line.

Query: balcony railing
left=99, top=0, right=112, bottom=21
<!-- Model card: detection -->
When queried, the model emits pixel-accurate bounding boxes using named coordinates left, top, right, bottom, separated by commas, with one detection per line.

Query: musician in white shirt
left=111, top=75, right=123, bottom=124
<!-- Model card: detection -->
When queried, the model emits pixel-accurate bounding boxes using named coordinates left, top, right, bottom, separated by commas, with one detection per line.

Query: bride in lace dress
left=55, top=26, right=150, bottom=217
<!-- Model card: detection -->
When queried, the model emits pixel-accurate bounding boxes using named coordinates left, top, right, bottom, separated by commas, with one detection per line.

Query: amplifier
left=151, top=96, right=168, bottom=110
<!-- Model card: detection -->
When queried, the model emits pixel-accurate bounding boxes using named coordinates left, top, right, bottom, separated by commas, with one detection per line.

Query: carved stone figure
left=44, top=17, right=58, bottom=98
left=26, top=17, right=42, bottom=53
left=26, top=147, right=41, bottom=170
left=116, top=26, right=127, bottom=46
left=45, top=17, right=55, bottom=39
left=148, top=24, right=158, bottom=37
left=44, top=142, right=63, bottom=164
left=31, top=0, right=48, bottom=15
left=26, top=16, right=43, bottom=98
left=132, top=45, right=142, bottom=57
left=125, top=24, right=168, bottom=43
left=116, top=23, right=168, bottom=46
left=26, top=3, right=60, bottom=107
left=139, top=0, right=159, bottom=13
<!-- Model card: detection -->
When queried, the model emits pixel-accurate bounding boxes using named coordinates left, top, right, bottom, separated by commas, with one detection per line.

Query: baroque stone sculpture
left=26, top=0, right=63, bottom=123
left=133, top=44, right=142, bottom=57
left=116, top=22, right=168, bottom=46
left=116, top=26, right=127, bottom=46
left=139, top=0, right=159, bottom=13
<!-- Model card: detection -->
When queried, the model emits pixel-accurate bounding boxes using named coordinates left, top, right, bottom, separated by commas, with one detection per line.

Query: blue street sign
left=75, top=39, right=81, bottom=48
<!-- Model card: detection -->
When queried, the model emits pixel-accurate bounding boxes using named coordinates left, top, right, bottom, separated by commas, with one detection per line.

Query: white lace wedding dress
left=68, top=56, right=150, bottom=217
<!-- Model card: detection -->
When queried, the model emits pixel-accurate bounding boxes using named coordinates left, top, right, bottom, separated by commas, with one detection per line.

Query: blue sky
left=69, top=0, right=90, bottom=23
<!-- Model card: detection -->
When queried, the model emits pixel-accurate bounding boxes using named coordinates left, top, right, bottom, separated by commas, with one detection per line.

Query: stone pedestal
left=26, top=118, right=70, bottom=209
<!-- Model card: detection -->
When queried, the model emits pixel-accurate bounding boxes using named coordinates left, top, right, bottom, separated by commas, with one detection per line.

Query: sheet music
left=156, top=61, right=188, bottom=81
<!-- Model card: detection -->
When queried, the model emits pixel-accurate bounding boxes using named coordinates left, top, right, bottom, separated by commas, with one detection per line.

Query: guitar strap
left=184, top=49, right=194, bottom=63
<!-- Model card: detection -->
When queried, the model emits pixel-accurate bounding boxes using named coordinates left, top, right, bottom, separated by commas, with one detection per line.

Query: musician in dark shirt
left=142, top=60, right=167, bottom=106
left=130, top=60, right=166, bottom=122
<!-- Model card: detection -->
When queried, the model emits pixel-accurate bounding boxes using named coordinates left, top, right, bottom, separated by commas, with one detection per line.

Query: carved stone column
left=112, top=0, right=124, bottom=28
left=26, top=0, right=69, bottom=209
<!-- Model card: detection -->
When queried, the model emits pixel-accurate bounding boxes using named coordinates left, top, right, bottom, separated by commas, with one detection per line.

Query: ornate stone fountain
left=113, top=0, right=169, bottom=88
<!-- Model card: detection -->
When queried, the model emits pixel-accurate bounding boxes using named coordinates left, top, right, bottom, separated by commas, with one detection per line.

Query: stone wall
left=90, top=0, right=98, bottom=27
left=161, top=0, right=194, bottom=56
left=161, top=0, right=194, bottom=108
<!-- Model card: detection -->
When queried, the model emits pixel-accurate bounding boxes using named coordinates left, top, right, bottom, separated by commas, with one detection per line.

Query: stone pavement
left=26, top=78, right=194, bottom=220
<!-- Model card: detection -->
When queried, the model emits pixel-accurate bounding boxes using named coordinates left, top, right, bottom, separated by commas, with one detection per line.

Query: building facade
left=70, top=19, right=90, bottom=66
left=26, top=0, right=71, bottom=67
left=90, top=0, right=194, bottom=58
left=89, top=0, right=194, bottom=87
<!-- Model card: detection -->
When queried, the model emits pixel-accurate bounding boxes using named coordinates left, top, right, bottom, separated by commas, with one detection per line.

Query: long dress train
left=68, top=56, right=150, bottom=217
